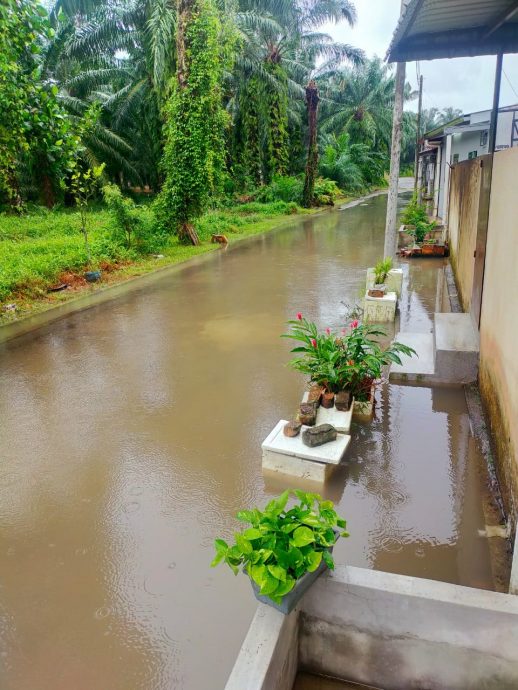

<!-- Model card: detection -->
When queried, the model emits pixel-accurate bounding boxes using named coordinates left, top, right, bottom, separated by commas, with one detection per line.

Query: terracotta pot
left=321, top=392, right=335, bottom=409
left=335, top=390, right=351, bottom=412
left=421, top=244, right=435, bottom=256
left=307, top=384, right=324, bottom=407
left=433, top=243, right=446, bottom=256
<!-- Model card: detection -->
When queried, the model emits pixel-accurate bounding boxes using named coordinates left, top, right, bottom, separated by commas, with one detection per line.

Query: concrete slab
left=302, top=392, right=353, bottom=434
left=389, top=332, right=435, bottom=384
left=262, top=420, right=351, bottom=466
left=434, top=313, right=479, bottom=384
left=435, top=313, right=479, bottom=352
left=363, top=291, right=397, bottom=323
left=262, top=450, right=338, bottom=482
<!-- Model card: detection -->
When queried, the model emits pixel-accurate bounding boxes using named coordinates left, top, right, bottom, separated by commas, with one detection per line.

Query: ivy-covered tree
left=155, top=0, right=230, bottom=244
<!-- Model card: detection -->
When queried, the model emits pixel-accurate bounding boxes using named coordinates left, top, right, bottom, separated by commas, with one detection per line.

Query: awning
left=387, top=0, right=518, bottom=62
left=444, top=122, right=490, bottom=134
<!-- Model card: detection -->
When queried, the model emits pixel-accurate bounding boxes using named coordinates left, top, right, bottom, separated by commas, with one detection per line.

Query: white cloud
left=323, top=0, right=518, bottom=114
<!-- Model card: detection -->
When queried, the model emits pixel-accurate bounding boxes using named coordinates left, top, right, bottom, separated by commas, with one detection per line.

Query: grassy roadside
left=0, top=192, right=372, bottom=327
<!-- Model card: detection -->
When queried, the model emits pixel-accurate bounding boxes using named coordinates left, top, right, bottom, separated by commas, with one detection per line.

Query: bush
left=313, top=178, right=341, bottom=206
left=400, top=194, right=428, bottom=226
left=103, top=183, right=163, bottom=252
left=254, top=176, right=304, bottom=203
left=253, top=175, right=340, bottom=206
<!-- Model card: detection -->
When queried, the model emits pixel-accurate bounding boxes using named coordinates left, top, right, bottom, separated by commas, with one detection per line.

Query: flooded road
left=0, top=194, right=495, bottom=690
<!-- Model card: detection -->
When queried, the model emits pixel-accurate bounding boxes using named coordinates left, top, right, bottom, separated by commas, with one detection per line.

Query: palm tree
left=231, top=0, right=363, bottom=186
left=321, top=57, right=415, bottom=152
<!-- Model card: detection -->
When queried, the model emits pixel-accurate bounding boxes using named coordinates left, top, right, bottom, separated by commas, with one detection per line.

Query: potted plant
left=283, top=315, right=416, bottom=420
left=369, top=257, right=393, bottom=297
left=211, top=490, right=349, bottom=614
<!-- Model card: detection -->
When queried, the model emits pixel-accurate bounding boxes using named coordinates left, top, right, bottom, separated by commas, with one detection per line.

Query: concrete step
left=389, top=332, right=436, bottom=384
left=434, top=313, right=479, bottom=384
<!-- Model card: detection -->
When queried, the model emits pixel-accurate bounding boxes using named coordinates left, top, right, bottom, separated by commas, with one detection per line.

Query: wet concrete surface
left=0, top=194, right=499, bottom=689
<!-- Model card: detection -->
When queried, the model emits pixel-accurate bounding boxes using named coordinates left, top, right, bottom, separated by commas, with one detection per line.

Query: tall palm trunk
left=302, top=80, right=319, bottom=208
left=175, top=0, right=200, bottom=245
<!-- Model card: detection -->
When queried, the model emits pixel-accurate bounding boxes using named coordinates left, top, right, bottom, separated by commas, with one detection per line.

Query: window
left=480, top=130, right=488, bottom=147
left=452, top=153, right=459, bottom=164
left=468, top=150, right=478, bottom=160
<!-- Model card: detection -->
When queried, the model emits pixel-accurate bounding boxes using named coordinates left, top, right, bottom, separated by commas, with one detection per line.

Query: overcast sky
left=324, top=0, right=518, bottom=115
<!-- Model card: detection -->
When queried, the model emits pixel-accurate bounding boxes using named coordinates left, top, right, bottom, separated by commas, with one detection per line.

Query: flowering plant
left=282, top=314, right=416, bottom=400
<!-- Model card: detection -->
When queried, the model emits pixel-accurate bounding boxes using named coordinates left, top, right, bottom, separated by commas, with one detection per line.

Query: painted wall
left=300, top=567, right=518, bottom=690
left=447, top=157, right=487, bottom=311
left=479, top=146, right=518, bottom=528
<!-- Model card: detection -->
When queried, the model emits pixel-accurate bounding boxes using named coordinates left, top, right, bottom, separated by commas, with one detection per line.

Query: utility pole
left=383, top=60, right=406, bottom=259
left=414, top=74, right=423, bottom=193
left=383, top=0, right=409, bottom=260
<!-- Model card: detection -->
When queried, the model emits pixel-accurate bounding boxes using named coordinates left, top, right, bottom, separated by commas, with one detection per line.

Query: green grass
left=0, top=199, right=312, bottom=321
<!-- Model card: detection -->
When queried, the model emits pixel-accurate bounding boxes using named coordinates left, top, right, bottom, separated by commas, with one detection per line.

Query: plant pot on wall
left=421, top=244, right=435, bottom=256
left=251, top=553, right=331, bottom=614
left=368, top=284, right=386, bottom=298
left=211, top=492, right=348, bottom=616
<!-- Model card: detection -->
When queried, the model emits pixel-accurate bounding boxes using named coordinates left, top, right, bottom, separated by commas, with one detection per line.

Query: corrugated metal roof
left=387, top=0, right=518, bottom=62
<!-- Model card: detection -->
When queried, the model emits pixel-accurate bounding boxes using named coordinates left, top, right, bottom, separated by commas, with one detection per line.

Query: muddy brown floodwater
left=0, top=194, right=497, bottom=690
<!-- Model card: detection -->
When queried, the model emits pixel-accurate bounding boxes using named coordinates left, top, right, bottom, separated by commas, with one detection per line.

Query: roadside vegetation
left=0, top=0, right=428, bottom=321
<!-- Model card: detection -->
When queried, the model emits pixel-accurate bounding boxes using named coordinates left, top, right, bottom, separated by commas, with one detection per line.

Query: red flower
left=350, top=320, right=359, bottom=329
left=297, top=312, right=303, bottom=321
left=348, top=360, right=355, bottom=366
left=311, top=338, right=317, bottom=348
left=325, top=327, right=331, bottom=335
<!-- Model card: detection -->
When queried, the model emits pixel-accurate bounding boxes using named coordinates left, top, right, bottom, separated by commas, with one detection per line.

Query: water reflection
left=0, top=194, right=493, bottom=690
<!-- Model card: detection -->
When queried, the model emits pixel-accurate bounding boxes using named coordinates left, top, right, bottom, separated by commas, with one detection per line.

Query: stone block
left=363, top=290, right=397, bottom=323
left=298, top=402, right=317, bottom=426
left=302, top=392, right=353, bottom=433
left=283, top=421, right=301, bottom=438
left=302, top=424, right=337, bottom=447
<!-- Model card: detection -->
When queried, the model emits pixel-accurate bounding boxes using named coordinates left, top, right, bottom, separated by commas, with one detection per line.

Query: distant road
left=398, top=176, right=414, bottom=191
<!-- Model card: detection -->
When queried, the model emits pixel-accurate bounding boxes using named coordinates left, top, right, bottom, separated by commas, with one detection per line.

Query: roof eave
left=387, top=24, right=518, bottom=63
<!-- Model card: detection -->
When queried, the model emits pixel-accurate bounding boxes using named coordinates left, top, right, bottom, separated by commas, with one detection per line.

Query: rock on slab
left=302, top=424, right=337, bottom=448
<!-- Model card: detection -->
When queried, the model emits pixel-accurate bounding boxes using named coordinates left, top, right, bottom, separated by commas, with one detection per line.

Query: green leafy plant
left=412, top=219, right=436, bottom=245
left=211, top=490, right=348, bottom=604
left=400, top=194, right=428, bottom=227
left=283, top=315, right=417, bottom=399
left=373, top=256, right=392, bottom=285
left=70, top=164, right=105, bottom=262
left=103, top=183, right=142, bottom=248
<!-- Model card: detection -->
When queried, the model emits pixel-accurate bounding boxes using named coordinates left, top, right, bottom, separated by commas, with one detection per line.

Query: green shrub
left=400, top=194, right=428, bottom=226
left=313, top=178, right=341, bottom=206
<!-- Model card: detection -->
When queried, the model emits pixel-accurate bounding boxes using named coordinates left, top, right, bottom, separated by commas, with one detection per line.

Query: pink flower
left=325, top=327, right=331, bottom=335
left=350, top=320, right=359, bottom=329
left=297, top=312, right=303, bottom=321
left=341, top=329, right=346, bottom=335
left=310, top=338, right=317, bottom=348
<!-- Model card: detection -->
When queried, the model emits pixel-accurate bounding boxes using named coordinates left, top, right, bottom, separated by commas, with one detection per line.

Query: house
left=388, top=0, right=518, bottom=598
left=418, top=104, right=518, bottom=221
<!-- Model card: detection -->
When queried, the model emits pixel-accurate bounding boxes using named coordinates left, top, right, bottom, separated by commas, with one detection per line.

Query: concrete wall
left=299, top=566, right=518, bottom=690
left=479, top=146, right=518, bottom=532
left=447, top=157, right=490, bottom=310
left=225, top=605, right=299, bottom=690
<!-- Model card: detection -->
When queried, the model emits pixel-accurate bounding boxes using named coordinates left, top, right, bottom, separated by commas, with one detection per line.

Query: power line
left=503, top=68, right=518, bottom=100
